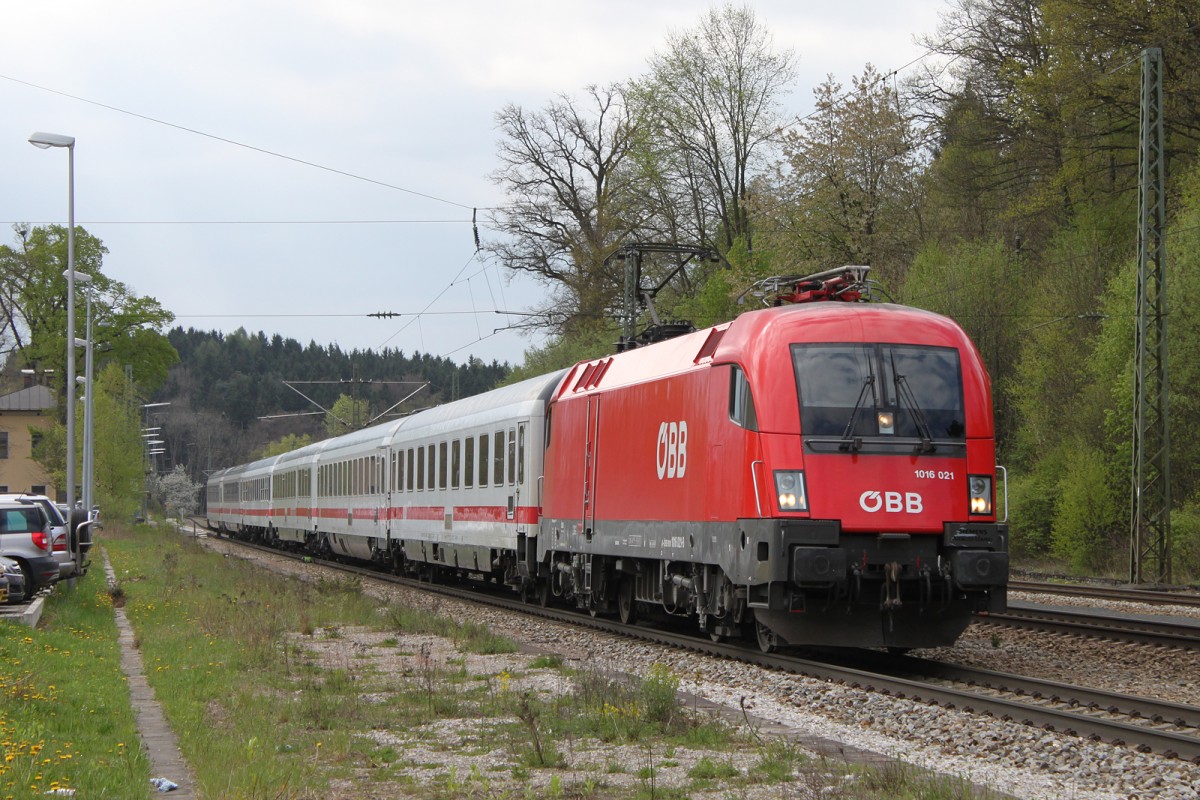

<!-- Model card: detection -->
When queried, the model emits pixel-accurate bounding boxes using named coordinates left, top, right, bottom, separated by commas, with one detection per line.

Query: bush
left=1171, top=502, right=1200, bottom=584
left=1050, top=441, right=1123, bottom=573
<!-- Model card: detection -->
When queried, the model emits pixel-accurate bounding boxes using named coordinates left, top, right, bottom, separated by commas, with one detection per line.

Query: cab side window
left=729, top=366, right=758, bottom=431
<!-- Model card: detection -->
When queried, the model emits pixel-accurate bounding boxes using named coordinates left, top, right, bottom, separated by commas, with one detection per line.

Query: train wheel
left=617, top=577, right=637, bottom=625
left=754, top=616, right=778, bottom=654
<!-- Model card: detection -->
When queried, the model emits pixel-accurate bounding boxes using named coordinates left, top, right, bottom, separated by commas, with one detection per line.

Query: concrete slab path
left=104, top=552, right=197, bottom=798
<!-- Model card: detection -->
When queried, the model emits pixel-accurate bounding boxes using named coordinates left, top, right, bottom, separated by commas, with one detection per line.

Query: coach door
left=375, top=446, right=389, bottom=537
left=582, top=395, right=600, bottom=540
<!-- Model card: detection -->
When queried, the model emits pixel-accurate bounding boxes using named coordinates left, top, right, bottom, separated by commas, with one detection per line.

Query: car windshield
left=792, top=343, right=966, bottom=440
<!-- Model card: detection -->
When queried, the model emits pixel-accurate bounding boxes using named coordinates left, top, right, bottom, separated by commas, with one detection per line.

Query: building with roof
left=0, top=382, right=59, bottom=498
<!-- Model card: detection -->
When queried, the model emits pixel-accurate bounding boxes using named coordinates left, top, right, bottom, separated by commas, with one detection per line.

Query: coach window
left=464, top=437, right=474, bottom=488
left=452, top=440, right=462, bottom=489
left=493, top=431, right=505, bottom=486
left=416, top=446, right=425, bottom=490
left=439, top=441, right=448, bottom=489
left=729, top=366, right=759, bottom=431
left=407, top=449, right=415, bottom=491
left=517, top=423, right=526, bottom=485
left=478, top=434, right=489, bottom=487
left=507, top=427, right=517, bottom=485
left=427, top=445, right=436, bottom=492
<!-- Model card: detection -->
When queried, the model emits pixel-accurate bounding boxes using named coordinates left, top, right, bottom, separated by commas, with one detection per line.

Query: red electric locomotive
left=537, top=267, right=1007, bottom=651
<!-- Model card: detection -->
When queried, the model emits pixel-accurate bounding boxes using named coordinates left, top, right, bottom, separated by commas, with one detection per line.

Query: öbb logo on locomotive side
left=859, top=490, right=924, bottom=514
left=656, top=421, right=688, bottom=480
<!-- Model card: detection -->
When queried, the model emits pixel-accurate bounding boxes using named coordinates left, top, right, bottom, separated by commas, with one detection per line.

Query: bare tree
left=485, top=84, right=641, bottom=335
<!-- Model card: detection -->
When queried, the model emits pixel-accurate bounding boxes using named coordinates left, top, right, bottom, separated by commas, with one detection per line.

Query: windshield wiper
left=839, top=375, right=875, bottom=452
left=891, top=354, right=936, bottom=454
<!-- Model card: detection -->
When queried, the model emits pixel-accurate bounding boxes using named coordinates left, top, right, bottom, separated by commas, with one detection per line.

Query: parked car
left=0, top=497, right=60, bottom=592
left=1, top=555, right=26, bottom=604
left=4, top=494, right=92, bottom=579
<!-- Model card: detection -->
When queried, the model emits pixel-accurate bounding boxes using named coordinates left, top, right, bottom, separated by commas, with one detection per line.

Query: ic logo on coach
left=859, top=490, right=924, bottom=514
left=656, top=421, right=688, bottom=480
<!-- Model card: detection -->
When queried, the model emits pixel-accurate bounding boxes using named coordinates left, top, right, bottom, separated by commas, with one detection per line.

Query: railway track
left=1010, top=579, right=1200, bottom=609
left=978, top=602, right=1200, bottom=650
left=203, top=527, right=1200, bottom=764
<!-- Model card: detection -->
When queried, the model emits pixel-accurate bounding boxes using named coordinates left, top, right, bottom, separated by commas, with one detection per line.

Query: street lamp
left=29, top=131, right=77, bottom=508
left=69, top=270, right=95, bottom=514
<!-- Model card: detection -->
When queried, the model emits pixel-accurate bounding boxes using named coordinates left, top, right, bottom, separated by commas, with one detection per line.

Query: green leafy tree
left=758, top=64, right=923, bottom=288
left=325, top=394, right=370, bottom=436
left=0, top=224, right=179, bottom=391
left=633, top=4, right=796, bottom=252
left=257, top=433, right=313, bottom=458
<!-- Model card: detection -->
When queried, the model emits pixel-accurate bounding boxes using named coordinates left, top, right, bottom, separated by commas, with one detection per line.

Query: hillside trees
left=156, top=327, right=508, bottom=477
left=488, top=1, right=1200, bottom=576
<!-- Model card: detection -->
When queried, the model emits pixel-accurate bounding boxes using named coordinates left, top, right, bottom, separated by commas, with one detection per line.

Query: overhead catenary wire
left=0, top=73, right=475, bottom=212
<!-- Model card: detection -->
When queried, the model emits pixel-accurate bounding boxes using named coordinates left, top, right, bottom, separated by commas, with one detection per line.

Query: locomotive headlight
left=877, top=411, right=895, bottom=435
left=968, top=474, right=993, bottom=516
left=774, top=471, right=808, bottom=512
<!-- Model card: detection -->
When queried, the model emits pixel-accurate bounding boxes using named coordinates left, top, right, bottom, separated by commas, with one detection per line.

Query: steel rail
left=1010, top=580, right=1200, bottom=608
left=978, top=604, right=1200, bottom=651
left=841, top=651, right=1200, bottom=731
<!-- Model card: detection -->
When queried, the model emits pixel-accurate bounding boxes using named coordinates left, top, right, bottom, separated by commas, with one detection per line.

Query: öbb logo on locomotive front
left=858, top=490, right=925, bottom=514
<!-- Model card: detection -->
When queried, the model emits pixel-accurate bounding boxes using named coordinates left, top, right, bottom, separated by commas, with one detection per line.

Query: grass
left=0, top=575, right=151, bottom=798
left=14, top=520, right=1010, bottom=798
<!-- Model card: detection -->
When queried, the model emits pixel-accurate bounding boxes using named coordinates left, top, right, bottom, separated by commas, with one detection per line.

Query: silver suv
left=1, top=494, right=90, bottom=579
left=0, top=497, right=61, bottom=592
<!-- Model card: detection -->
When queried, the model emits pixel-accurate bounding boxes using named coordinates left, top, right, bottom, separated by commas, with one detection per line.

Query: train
left=206, top=267, right=1008, bottom=651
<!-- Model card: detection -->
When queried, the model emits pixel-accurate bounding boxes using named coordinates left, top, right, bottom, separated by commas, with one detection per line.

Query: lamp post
left=70, top=271, right=95, bottom=514
left=28, top=131, right=77, bottom=508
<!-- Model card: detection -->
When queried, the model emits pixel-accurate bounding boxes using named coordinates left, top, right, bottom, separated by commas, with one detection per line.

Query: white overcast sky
left=1, top=0, right=949, bottom=368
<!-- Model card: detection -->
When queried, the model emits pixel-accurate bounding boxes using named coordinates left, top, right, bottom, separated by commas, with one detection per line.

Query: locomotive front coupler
left=882, top=561, right=903, bottom=611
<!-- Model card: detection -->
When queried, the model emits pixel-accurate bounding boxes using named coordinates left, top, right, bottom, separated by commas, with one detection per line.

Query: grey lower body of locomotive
left=537, top=516, right=1008, bottom=650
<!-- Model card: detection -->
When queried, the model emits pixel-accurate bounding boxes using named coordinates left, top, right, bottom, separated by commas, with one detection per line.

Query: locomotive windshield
left=792, top=344, right=965, bottom=441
